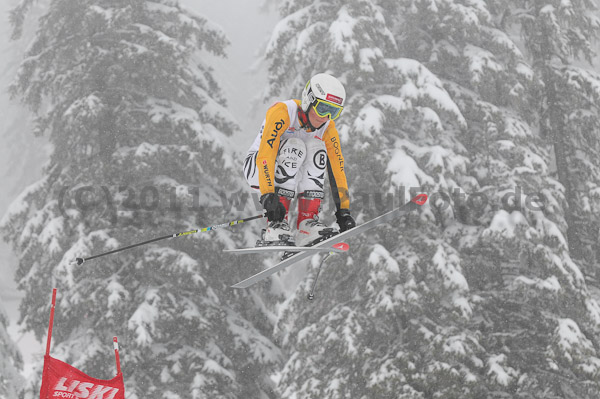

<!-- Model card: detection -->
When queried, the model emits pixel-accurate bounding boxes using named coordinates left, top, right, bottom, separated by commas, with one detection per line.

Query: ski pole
left=307, top=252, right=331, bottom=301
left=73, top=213, right=265, bottom=265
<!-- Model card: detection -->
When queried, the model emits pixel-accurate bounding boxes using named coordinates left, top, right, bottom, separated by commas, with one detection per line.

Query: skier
left=243, top=73, right=356, bottom=247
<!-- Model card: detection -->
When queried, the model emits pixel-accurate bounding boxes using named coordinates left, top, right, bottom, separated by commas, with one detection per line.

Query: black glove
left=261, top=193, right=287, bottom=222
left=335, top=209, right=356, bottom=232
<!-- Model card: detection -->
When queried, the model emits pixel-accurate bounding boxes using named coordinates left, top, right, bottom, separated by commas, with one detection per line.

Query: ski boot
left=256, top=219, right=296, bottom=247
left=279, top=218, right=337, bottom=260
left=296, top=194, right=338, bottom=247
left=295, top=217, right=338, bottom=247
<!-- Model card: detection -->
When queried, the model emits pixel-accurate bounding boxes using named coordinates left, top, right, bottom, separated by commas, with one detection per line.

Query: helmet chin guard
left=301, top=73, right=346, bottom=116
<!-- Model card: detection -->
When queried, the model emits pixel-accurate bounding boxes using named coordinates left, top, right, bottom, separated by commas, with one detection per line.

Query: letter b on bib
left=313, top=150, right=327, bottom=170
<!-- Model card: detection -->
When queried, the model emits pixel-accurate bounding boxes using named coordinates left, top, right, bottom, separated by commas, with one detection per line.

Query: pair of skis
left=225, top=242, right=350, bottom=256
left=228, top=194, right=428, bottom=288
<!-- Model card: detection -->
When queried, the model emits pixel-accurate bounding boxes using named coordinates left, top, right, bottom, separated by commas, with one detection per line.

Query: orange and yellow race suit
left=244, top=99, right=350, bottom=210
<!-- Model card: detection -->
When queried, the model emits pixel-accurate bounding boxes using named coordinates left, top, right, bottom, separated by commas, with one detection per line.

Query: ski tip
left=332, top=242, right=350, bottom=252
left=411, top=193, right=428, bottom=206
left=231, top=282, right=249, bottom=289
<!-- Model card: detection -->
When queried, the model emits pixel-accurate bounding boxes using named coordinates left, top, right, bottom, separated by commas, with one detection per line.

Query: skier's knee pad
left=275, top=138, right=307, bottom=194
left=297, top=138, right=327, bottom=195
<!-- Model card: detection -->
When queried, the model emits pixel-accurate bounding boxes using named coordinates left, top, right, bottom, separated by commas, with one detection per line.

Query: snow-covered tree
left=2, top=0, right=280, bottom=397
left=508, top=0, right=600, bottom=273
left=382, top=0, right=600, bottom=396
left=0, top=305, right=23, bottom=399
left=265, top=0, right=600, bottom=397
left=264, top=0, right=475, bottom=397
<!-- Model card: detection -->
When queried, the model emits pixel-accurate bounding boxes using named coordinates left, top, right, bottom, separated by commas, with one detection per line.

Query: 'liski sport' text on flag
left=40, top=289, right=125, bottom=399
left=40, top=356, right=125, bottom=399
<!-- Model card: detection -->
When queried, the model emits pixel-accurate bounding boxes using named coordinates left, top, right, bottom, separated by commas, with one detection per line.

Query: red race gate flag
left=39, top=356, right=125, bottom=399
left=40, top=289, right=125, bottom=399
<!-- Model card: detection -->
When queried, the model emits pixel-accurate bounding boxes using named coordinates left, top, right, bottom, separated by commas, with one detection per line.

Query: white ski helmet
left=301, top=73, right=346, bottom=120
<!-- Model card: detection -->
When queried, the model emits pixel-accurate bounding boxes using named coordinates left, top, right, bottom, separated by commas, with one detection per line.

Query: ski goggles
left=312, top=99, right=343, bottom=120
